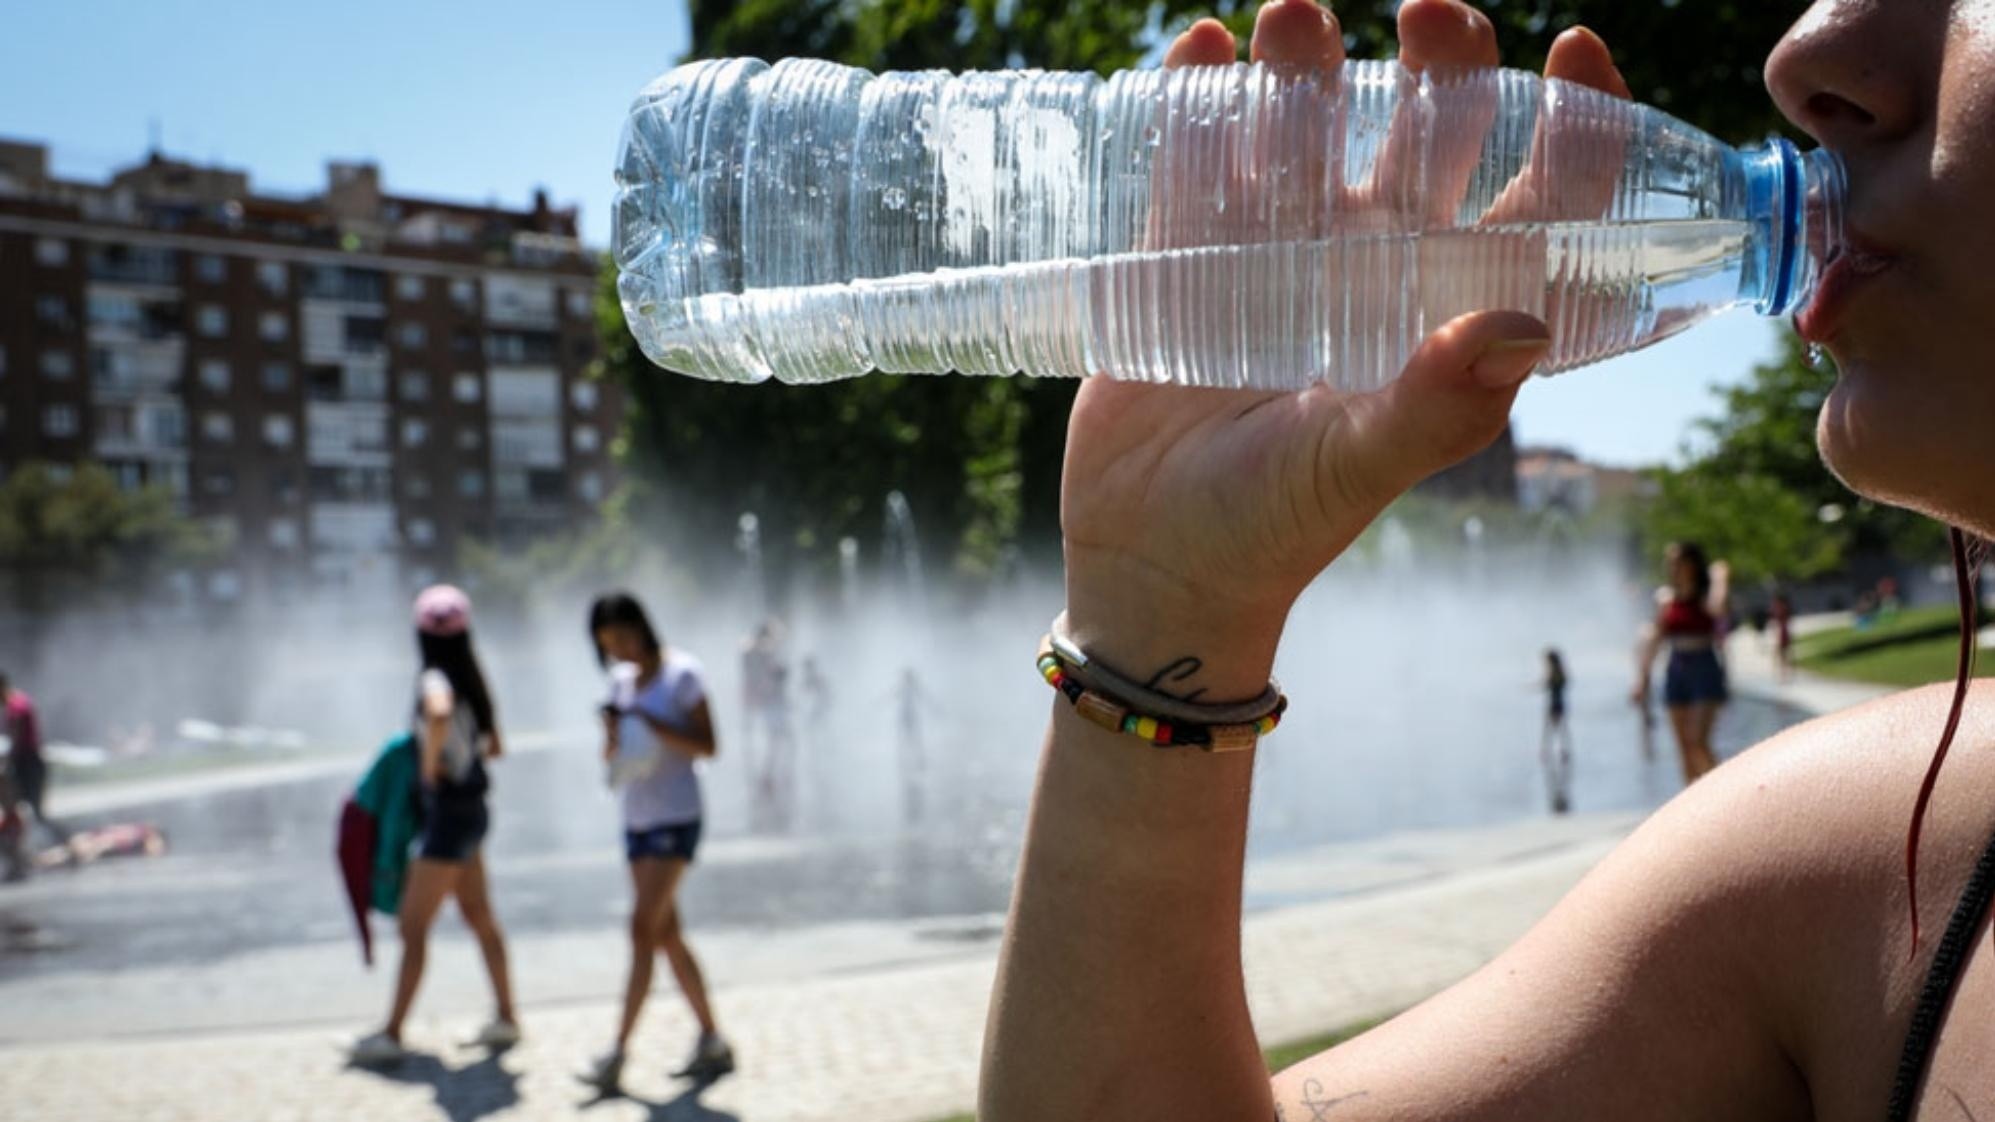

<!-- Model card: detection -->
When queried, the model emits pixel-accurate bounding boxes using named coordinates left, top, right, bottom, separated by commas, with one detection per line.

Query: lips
left=1795, top=241, right=1896, bottom=345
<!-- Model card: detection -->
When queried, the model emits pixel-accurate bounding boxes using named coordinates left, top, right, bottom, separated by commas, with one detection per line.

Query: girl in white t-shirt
left=579, top=592, right=734, bottom=1092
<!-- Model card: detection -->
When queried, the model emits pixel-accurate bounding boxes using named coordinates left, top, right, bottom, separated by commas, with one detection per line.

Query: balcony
left=87, top=245, right=179, bottom=287
left=90, top=340, right=186, bottom=398
left=305, top=401, right=391, bottom=467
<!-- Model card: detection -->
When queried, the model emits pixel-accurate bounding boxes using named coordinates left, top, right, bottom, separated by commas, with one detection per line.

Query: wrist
left=1063, top=549, right=1289, bottom=702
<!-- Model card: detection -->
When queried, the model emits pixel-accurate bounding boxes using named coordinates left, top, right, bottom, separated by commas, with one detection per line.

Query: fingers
left=1396, top=0, right=1499, bottom=74
left=1479, top=26, right=1634, bottom=225
left=1324, top=310, right=1549, bottom=505
left=1366, top=0, right=1501, bottom=223
left=1250, top=0, right=1344, bottom=71
left=1163, top=18, right=1236, bottom=69
left=1543, top=26, right=1630, bottom=98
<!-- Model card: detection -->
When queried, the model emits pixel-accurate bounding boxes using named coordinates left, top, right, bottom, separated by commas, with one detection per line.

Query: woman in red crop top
left=1633, top=542, right=1730, bottom=783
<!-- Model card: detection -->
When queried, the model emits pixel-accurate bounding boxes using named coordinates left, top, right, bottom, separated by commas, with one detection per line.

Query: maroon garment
left=4, top=690, right=41, bottom=763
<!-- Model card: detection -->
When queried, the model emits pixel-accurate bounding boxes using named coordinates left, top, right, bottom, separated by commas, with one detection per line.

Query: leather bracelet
left=1048, top=614, right=1283, bottom=726
left=1037, top=633, right=1286, bottom=753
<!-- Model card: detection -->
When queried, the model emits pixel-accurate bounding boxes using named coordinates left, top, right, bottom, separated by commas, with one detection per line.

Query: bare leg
left=454, top=852, right=517, bottom=1025
left=1685, top=702, right=1723, bottom=780
left=1665, top=705, right=1701, bottom=785
left=387, top=859, right=459, bottom=1040
left=615, top=858, right=678, bottom=1049
left=656, top=888, right=719, bottom=1035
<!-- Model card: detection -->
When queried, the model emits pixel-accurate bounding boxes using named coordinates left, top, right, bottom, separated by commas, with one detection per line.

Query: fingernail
left=1471, top=338, right=1551, bottom=388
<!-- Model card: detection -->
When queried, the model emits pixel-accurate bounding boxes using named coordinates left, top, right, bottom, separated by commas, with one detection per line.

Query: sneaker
left=467, top=1019, right=521, bottom=1050
left=672, top=1032, right=736, bottom=1082
left=349, top=1031, right=407, bottom=1068
left=578, top=1048, right=625, bottom=1093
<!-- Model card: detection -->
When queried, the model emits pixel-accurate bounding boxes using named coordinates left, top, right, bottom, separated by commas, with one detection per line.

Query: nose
left=1765, top=0, right=1921, bottom=152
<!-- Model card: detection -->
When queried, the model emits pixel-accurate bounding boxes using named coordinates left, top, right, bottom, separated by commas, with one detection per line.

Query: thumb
left=1332, top=310, right=1550, bottom=504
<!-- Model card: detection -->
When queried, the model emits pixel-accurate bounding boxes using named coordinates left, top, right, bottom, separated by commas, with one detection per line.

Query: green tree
left=0, top=462, right=217, bottom=618
left=1640, top=331, right=1940, bottom=587
left=605, top=1, right=1815, bottom=595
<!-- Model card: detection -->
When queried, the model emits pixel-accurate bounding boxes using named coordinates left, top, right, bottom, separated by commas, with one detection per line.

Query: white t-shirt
left=420, top=669, right=483, bottom=787
left=605, top=652, right=707, bottom=829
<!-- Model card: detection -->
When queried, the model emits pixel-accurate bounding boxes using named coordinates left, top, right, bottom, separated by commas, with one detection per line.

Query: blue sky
left=2, top=0, right=1782, bottom=467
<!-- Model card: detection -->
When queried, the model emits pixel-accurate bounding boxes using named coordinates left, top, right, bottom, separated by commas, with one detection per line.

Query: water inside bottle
left=633, top=218, right=1753, bottom=391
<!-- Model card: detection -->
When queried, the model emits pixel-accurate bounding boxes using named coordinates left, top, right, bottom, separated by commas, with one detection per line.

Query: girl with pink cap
left=351, top=584, right=519, bottom=1067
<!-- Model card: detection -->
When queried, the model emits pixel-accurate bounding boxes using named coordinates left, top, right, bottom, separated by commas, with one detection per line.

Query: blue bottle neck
left=1739, top=138, right=1846, bottom=317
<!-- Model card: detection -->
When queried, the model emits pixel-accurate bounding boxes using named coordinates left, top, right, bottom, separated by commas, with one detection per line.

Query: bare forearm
left=981, top=576, right=1287, bottom=1122
left=638, top=713, right=715, bottom=759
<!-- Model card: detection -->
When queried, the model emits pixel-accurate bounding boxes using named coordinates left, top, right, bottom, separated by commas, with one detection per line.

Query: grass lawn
left=925, top=1017, right=1386, bottom=1122
left=1792, top=605, right=1984, bottom=689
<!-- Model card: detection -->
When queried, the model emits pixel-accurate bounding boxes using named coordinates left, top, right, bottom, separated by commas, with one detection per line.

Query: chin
left=1820, top=364, right=1995, bottom=535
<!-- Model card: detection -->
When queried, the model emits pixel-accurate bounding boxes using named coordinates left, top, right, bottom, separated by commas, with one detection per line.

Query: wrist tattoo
left=1143, top=655, right=1208, bottom=703
left=1296, top=1080, right=1368, bottom=1119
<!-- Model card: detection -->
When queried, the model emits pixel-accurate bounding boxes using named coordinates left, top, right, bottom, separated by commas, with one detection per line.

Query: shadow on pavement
left=581, top=1077, right=743, bottom=1121
left=362, top=1050, right=521, bottom=1122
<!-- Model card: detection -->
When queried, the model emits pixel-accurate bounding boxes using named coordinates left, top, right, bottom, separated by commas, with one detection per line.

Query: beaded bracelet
left=1037, top=636, right=1286, bottom=753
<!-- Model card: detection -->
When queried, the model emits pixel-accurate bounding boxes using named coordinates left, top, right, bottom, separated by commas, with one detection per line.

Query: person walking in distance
left=1634, top=543, right=1731, bottom=784
left=582, top=592, right=735, bottom=1092
left=350, top=586, right=518, bottom=1067
left=1540, top=649, right=1574, bottom=815
left=0, top=673, right=67, bottom=846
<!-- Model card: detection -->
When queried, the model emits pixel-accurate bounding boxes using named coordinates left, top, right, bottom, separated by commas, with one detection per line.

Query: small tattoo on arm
left=1298, top=1079, right=1369, bottom=1119
left=1143, top=656, right=1208, bottom=702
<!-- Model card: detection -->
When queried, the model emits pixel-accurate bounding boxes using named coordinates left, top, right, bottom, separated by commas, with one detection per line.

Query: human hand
left=1062, top=0, right=1630, bottom=695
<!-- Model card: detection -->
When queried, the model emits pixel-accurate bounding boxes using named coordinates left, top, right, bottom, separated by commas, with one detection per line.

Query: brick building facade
left=0, top=139, right=618, bottom=604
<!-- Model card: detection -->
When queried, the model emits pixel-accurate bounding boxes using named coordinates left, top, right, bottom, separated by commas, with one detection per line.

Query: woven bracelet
left=1036, top=635, right=1286, bottom=753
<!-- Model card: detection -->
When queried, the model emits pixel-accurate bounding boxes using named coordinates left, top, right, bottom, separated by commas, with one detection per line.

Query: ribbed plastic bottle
left=614, top=58, right=1844, bottom=392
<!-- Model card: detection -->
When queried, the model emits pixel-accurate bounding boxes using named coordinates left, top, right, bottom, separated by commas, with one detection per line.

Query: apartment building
left=0, top=139, right=618, bottom=603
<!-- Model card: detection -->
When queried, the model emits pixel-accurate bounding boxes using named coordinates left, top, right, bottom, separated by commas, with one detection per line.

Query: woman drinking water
left=981, top=1, right=1995, bottom=1118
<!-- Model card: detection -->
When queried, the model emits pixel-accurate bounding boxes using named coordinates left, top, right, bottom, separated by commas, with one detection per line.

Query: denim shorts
left=1664, top=648, right=1730, bottom=707
left=417, top=796, right=489, bottom=862
left=625, top=819, right=702, bottom=863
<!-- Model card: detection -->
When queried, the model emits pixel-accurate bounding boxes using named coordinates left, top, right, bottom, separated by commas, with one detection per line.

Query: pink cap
left=413, top=584, right=472, bottom=636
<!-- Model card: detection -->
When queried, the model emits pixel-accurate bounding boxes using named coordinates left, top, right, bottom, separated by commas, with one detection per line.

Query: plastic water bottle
left=614, top=58, right=1844, bottom=392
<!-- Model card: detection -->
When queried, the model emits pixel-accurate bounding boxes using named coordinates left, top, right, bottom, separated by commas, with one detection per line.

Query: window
left=396, top=275, right=427, bottom=301
left=257, top=260, right=288, bottom=295
left=456, top=428, right=482, bottom=451
left=264, top=414, right=295, bottom=447
left=202, top=412, right=234, bottom=444
left=398, top=322, right=427, bottom=349
left=112, top=462, right=145, bottom=492
left=565, top=288, right=592, bottom=318
left=34, top=237, right=69, bottom=267
left=347, top=364, right=387, bottom=400
left=272, top=470, right=300, bottom=504
left=402, top=418, right=429, bottom=448
left=197, top=305, right=228, bottom=338
left=40, top=350, right=74, bottom=379
left=399, top=371, right=429, bottom=401
left=198, top=359, right=232, bottom=393
left=262, top=362, right=292, bottom=393
left=451, top=327, right=478, bottom=356
left=453, top=372, right=482, bottom=403
left=404, top=473, right=432, bottom=499
left=571, top=381, right=599, bottom=411
left=458, top=470, right=485, bottom=498
left=259, top=311, right=289, bottom=342
left=35, top=296, right=70, bottom=328
left=269, top=518, right=300, bottom=550
left=43, top=404, right=79, bottom=437
left=450, top=278, right=477, bottom=309
left=405, top=518, right=436, bottom=546
left=196, top=254, right=227, bottom=283
left=572, top=424, right=600, bottom=453
left=577, top=470, right=604, bottom=504
left=203, top=467, right=236, bottom=497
